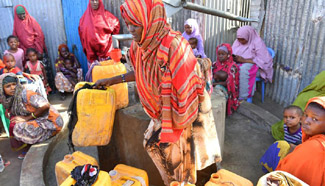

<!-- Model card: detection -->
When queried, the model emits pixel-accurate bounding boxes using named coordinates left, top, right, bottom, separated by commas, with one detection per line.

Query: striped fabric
left=120, top=0, right=204, bottom=143
left=284, top=125, right=302, bottom=145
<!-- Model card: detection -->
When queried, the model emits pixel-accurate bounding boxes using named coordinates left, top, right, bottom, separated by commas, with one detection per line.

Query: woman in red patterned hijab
left=78, top=0, right=120, bottom=63
left=95, top=0, right=221, bottom=184
left=13, top=5, right=47, bottom=55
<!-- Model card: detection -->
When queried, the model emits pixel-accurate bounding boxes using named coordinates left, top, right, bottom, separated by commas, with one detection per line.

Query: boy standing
left=4, top=35, right=24, bottom=71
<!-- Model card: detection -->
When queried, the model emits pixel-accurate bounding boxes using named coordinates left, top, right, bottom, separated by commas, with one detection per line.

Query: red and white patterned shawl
left=120, top=0, right=204, bottom=143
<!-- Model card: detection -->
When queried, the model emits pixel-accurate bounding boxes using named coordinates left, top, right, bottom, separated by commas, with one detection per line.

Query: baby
left=188, top=37, right=202, bottom=58
left=213, top=70, right=228, bottom=99
left=63, top=58, right=78, bottom=86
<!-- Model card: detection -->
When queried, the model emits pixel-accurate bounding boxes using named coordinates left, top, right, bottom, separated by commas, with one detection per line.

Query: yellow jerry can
left=109, top=164, right=149, bottom=186
left=60, top=170, right=111, bottom=186
left=55, top=151, right=99, bottom=185
left=92, top=60, right=128, bottom=110
left=205, top=169, right=253, bottom=186
left=73, top=83, right=116, bottom=146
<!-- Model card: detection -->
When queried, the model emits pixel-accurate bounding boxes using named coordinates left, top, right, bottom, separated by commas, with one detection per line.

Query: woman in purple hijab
left=232, top=25, right=273, bottom=100
left=182, top=18, right=207, bottom=58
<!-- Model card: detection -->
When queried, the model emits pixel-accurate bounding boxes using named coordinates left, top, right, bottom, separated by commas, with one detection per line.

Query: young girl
left=4, top=35, right=24, bottom=71
left=275, top=96, right=325, bottom=185
left=213, top=43, right=240, bottom=115
left=182, top=18, right=207, bottom=58
left=25, top=48, right=51, bottom=94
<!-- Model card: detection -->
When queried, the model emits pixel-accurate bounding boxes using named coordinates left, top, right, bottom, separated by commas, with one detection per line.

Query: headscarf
left=16, top=6, right=25, bottom=14
left=0, top=73, right=29, bottom=116
left=302, top=96, right=325, bottom=141
left=79, top=0, right=120, bottom=63
left=13, top=5, right=46, bottom=54
left=182, top=19, right=206, bottom=58
left=120, top=0, right=204, bottom=143
left=232, top=26, right=273, bottom=82
left=276, top=96, right=325, bottom=185
left=213, top=43, right=240, bottom=115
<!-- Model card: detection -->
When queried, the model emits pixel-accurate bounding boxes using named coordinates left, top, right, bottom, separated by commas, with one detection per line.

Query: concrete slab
left=221, top=112, right=275, bottom=185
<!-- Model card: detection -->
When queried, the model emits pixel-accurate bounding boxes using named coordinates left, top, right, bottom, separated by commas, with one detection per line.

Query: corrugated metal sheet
left=263, top=0, right=325, bottom=106
left=0, top=6, right=14, bottom=57
left=11, top=0, right=67, bottom=75
left=102, top=0, right=192, bottom=45
left=203, top=0, right=250, bottom=61
left=0, top=0, right=12, bottom=7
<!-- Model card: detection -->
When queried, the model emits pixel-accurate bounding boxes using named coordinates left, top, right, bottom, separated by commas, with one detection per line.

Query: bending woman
left=55, top=44, right=83, bottom=100
left=95, top=0, right=221, bottom=185
left=0, top=73, right=63, bottom=159
left=232, top=26, right=273, bottom=100
left=182, top=18, right=207, bottom=58
left=13, top=5, right=47, bottom=55
left=79, top=0, right=120, bottom=64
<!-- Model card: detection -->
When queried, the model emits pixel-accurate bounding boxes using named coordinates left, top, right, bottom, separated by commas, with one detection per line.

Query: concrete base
left=98, top=92, right=226, bottom=186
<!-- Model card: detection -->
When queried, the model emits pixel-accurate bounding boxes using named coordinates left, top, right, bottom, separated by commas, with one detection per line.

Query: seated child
left=283, top=105, right=303, bottom=146
left=188, top=37, right=202, bottom=58
left=4, top=35, right=24, bottom=71
left=0, top=53, right=23, bottom=75
left=260, top=105, right=303, bottom=173
left=25, top=48, right=51, bottom=94
left=275, top=96, right=325, bottom=185
left=213, top=70, right=228, bottom=99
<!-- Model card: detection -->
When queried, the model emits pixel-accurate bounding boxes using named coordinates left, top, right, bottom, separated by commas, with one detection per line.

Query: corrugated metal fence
left=263, top=0, right=325, bottom=106
left=203, top=0, right=250, bottom=62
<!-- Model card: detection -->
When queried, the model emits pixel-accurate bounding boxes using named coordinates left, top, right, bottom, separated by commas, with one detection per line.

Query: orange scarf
left=276, top=96, right=325, bottom=185
left=120, top=0, right=204, bottom=143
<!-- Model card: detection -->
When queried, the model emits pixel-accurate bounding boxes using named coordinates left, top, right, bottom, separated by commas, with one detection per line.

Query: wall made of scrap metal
left=203, top=0, right=250, bottom=62
left=263, top=0, right=325, bottom=106
left=102, top=0, right=192, bottom=45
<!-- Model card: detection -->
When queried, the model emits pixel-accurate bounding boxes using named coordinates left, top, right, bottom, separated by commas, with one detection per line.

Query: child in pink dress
left=24, top=48, right=51, bottom=94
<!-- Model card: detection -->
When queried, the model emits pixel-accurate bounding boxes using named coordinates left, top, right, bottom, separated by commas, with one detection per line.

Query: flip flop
left=4, top=160, right=10, bottom=167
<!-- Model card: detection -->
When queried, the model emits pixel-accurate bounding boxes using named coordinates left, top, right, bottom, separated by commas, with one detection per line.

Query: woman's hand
left=233, top=55, right=245, bottom=63
left=93, top=78, right=113, bottom=89
left=11, top=116, right=31, bottom=123
left=233, top=55, right=255, bottom=64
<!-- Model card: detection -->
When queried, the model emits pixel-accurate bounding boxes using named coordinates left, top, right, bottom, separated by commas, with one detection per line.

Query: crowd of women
left=0, top=0, right=324, bottom=185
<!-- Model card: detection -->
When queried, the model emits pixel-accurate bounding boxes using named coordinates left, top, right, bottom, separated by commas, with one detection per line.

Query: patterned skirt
left=55, top=68, right=83, bottom=93
left=144, top=91, right=221, bottom=185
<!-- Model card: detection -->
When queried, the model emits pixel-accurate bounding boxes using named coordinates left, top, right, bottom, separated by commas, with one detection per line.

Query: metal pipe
left=112, top=34, right=133, bottom=48
left=182, top=2, right=258, bottom=22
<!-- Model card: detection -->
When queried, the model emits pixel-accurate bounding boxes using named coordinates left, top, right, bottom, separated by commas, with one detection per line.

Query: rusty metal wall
left=263, top=0, right=325, bottom=106
left=203, top=0, right=250, bottom=61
